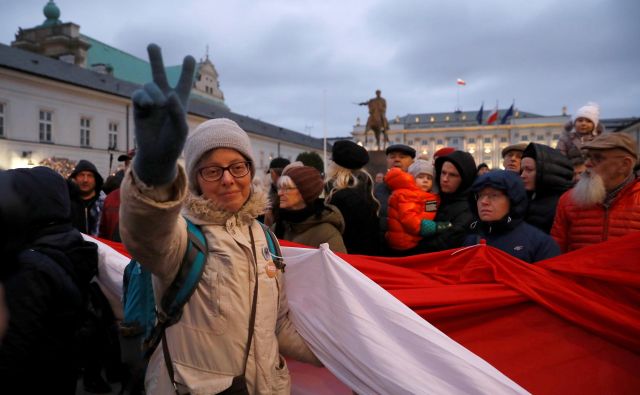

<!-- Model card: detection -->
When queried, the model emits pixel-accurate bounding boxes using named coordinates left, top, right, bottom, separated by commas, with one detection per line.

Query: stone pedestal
left=365, top=149, right=388, bottom=178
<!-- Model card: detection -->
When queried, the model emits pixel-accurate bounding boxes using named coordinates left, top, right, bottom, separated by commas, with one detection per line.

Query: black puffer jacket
left=0, top=167, right=98, bottom=394
left=522, top=143, right=574, bottom=233
left=417, top=151, right=477, bottom=253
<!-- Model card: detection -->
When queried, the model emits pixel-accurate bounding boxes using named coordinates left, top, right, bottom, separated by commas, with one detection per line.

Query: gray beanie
left=184, top=118, right=255, bottom=193
left=408, top=159, right=434, bottom=178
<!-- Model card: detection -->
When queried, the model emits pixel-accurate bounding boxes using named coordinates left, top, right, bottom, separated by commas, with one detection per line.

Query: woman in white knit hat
left=557, top=102, right=606, bottom=163
left=120, top=44, right=319, bottom=394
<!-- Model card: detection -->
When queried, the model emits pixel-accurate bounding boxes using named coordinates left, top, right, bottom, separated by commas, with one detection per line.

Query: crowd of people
left=1, top=42, right=640, bottom=394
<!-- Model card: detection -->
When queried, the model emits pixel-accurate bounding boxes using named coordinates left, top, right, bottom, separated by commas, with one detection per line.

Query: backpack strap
left=143, top=217, right=207, bottom=359
left=259, top=221, right=285, bottom=272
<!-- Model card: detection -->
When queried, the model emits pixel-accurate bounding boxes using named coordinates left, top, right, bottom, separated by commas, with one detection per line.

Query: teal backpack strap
left=259, top=221, right=285, bottom=272
left=143, top=217, right=208, bottom=358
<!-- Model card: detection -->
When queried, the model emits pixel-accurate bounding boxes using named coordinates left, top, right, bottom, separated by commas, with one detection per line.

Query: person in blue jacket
left=463, top=170, right=560, bottom=263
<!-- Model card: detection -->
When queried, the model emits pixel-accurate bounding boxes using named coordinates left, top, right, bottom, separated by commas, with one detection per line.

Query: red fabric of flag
left=487, top=108, right=498, bottom=124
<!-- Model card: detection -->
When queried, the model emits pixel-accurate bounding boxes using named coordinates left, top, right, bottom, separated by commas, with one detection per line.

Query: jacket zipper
left=84, top=206, right=89, bottom=234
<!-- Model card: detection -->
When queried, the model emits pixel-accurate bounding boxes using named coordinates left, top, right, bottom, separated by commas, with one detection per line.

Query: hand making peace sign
left=132, top=44, right=195, bottom=186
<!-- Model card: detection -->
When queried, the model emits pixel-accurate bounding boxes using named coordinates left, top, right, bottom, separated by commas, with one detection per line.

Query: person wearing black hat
left=325, top=140, right=381, bottom=255
left=0, top=167, right=99, bottom=394
left=374, top=143, right=416, bottom=255
left=68, top=159, right=105, bottom=237
left=263, top=157, right=291, bottom=230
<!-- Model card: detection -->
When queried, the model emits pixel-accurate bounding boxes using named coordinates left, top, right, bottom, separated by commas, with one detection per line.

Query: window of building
left=521, top=135, right=529, bottom=141
left=552, top=134, right=560, bottom=140
left=445, top=116, right=450, bottom=121
left=437, top=139, right=443, bottom=145
left=461, top=115, right=467, bottom=121
left=415, top=116, right=420, bottom=123
left=0, top=103, right=4, bottom=137
left=451, top=138, right=459, bottom=145
left=395, top=137, right=401, bottom=143
left=80, top=117, right=91, bottom=147
left=108, top=121, right=119, bottom=150
left=468, top=137, right=475, bottom=143
left=500, top=137, right=508, bottom=142
left=39, top=110, right=53, bottom=142
left=421, top=139, right=428, bottom=146
left=484, top=137, right=491, bottom=143
left=536, top=135, right=545, bottom=141
left=430, top=116, right=435, bottom=122
left=407, top=139, right=414, bottom=146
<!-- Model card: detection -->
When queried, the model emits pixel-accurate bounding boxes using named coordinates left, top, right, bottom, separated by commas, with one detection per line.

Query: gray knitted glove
left=131, top=44, right=195, bottom=186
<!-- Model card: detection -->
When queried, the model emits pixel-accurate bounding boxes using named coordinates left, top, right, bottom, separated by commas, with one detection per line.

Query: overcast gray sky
left=2, top=0, right=639, bottom=138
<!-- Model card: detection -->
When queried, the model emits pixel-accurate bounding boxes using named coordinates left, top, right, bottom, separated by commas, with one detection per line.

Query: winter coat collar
left=182, top=187, right=268, bottom=226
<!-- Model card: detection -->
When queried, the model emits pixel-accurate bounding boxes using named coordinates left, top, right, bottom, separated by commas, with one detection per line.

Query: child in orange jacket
left=386, top=159, right=442, bottom=251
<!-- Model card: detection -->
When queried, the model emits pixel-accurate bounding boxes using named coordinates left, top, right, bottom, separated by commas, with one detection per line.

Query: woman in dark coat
left=464, top=170, right=560, bottom=263
left=325, top=140, right=380, bottom=255
left=277, top=166, right=347, bottom=253
left=520, top=143, right=574, bottom=233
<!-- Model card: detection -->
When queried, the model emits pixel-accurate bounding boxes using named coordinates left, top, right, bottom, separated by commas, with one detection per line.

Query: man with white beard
left=551, top=133, right=640, bottom=252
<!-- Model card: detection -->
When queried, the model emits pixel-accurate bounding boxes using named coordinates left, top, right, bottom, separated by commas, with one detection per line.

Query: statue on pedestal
left=359, top=89, right=390, bottom=151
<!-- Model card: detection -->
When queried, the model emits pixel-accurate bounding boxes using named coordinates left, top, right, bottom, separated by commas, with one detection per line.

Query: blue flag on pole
left=476, top=103, right=484, bottom=125
left=500, top=104, right=514, bottom=124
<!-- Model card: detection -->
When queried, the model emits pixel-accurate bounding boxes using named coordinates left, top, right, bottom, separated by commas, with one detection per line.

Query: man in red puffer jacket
left=551, top=133, right=640, bottom=252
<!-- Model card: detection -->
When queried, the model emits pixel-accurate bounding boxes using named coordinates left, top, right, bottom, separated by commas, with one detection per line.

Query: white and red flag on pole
left=487, top=105, right=499, bottom=124
left=456, top=78, right=466, bottom=86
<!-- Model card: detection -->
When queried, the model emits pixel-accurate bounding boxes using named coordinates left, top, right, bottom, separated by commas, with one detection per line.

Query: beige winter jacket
left=120, top=166, right=320, bottom=395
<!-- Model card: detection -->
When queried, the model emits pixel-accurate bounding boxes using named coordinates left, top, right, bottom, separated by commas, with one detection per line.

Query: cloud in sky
left=1, top=0, right=639, bottom=137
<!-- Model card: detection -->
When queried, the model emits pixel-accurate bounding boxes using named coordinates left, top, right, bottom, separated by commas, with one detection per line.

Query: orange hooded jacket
left=385, top=167, right=439, bottom=250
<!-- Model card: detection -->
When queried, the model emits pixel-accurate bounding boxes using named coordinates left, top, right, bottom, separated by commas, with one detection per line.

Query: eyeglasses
left=584, top=152, right=628, bottom=165
left=475, top=191, right=506, bottom=202
left=277, top=186, right=298, bottom=193
left=198, top=162, right=251, bottom=182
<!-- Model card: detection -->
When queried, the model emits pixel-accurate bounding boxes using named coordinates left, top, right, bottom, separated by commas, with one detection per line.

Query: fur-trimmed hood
left=182, top=186, right=268, bottom=226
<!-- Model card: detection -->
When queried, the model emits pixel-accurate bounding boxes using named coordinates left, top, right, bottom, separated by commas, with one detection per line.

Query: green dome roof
left=41, top=1, right=61, bottom=27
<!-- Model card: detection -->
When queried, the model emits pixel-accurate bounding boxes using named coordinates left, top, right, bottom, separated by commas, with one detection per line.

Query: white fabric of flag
left=283, top=244, right=529, bottom=395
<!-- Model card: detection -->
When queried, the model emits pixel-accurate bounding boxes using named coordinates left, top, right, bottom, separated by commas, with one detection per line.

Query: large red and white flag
left=87, top=231, right=640, bottom=395
left=456, top=78, right=466, bottom=86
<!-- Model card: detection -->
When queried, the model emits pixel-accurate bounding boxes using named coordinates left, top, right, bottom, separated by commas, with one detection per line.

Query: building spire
left=41, top=1, right=61, bottom=27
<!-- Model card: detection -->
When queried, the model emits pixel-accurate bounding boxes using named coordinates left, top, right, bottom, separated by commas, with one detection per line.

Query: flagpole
left=323, top=88, right=327, bottom=176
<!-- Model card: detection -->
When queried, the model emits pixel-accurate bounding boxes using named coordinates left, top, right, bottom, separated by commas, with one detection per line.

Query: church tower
left=11, top=1, right=91, bottom=67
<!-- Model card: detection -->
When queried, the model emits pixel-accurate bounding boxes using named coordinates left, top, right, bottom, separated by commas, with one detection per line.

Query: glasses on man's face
left=584, top=152, right=627, bottom=166
left=278, top=186, right=298, bottom=193
left=475, top=191, right=506, bottom=202
left=198, top=162, right=251, bottom=182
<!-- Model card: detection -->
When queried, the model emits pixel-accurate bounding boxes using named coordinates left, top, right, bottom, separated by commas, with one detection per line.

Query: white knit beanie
left=574, top=102, right=600, bottom=127
left=184, top=118, right=255, bottom=193
left=408, top=159, right=434, bottom=178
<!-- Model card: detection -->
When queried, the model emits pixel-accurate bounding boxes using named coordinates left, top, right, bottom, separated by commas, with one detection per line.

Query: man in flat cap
left=502, top=142, right=528, bottom=172
left=374, top=144, right=416, bottom=255
left=551, top=133, right=640, bottom=252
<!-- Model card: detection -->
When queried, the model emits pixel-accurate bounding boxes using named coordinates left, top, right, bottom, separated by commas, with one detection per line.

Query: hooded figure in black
left=68, top=159, right=105, bottom=236
left=520, top=143, right=574, bottom=233
left=412, top=151, right=477, bottom=253
left=463, top=170, right=560, bottom=263
left=0, top=166, right=98, bottom=394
